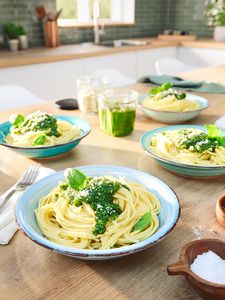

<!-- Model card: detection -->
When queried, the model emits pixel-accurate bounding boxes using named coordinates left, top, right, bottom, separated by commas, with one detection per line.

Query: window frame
left=57, top=0, right=136, bottom=28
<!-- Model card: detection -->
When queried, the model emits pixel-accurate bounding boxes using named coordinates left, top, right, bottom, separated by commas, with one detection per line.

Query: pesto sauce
left=65, top=178, right=128, bottom=235
left=99, top=108, right=136, bottom=137
left=177, top=130, right=220, bottom=153
left=16, top=112, right=60, bottom=137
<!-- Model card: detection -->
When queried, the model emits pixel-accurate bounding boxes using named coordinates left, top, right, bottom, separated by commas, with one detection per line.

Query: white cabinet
left=1, top=45, right=225, bottom=101
left=177, top=46, right=225, bottom=68
left=136, top=47, right=177, bottom=78
left=0, top=52, right=136, bottom=100
left=0, top=59, right=85, bottom=100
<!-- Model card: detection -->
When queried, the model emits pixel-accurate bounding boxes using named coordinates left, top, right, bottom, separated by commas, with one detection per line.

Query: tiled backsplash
left=0, top=0, right=213, bottom=48
left=168, top=0, right=214, bottom=38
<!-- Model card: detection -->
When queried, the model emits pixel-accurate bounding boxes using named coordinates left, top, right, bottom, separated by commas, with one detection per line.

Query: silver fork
left=0, top=164, right=40, bottom=210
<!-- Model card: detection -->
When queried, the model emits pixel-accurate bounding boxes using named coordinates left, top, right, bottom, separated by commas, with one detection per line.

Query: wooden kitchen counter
left=1, top=37, right=225, bottom=69
left=0, top=38, right=178, bottom=69
left=181, top=39, right=225, bottom=50
left=0, top=70, right=225, bottom=299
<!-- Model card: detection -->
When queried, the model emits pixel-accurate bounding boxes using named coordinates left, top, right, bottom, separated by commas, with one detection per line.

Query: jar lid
left=77, top=76, right=109, bottom=88
left=99, top=89, right=138, bottom=105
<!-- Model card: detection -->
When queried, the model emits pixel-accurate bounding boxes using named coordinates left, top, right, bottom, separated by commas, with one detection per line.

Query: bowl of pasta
left=15, top=165, right=180, bottom=260
left=0, top=111, right=91, bottom=158
left=138, top=83, right=209, bottom=124
left=141, top=124, right=225, bottom=178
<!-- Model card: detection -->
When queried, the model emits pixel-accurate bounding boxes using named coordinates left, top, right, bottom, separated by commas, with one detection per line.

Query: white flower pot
left=8, top=39, right=19, bottom=51
left=214, top=26, right=225, bottom=41
left=19, top=35, right=28, bottom=49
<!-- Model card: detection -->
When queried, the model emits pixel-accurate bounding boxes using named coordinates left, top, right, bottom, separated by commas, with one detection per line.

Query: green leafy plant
left=3, top=23, right=27, bottom=39
left=205, top=0, right=225, bottom=26
left=17, top=25, right=27, bottom=36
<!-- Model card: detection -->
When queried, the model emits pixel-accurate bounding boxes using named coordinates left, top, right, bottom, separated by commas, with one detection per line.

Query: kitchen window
left=57, top=0, right=135, bottom=27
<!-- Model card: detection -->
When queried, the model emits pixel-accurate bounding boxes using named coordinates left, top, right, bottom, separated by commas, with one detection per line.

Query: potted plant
left=17, top=25, right=28, bottom=49
left=205, top=0, right=225, bottom=41
left=3, top=23, right=20, bottom=51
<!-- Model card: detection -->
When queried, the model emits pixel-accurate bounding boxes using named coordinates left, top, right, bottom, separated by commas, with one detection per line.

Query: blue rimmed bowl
left=15, top=165, right=180, bottom=260
left=0, top=115, right=91, bottom=159
left=138, top=94, right=209, bottom=124
left=141, top=125, right=225, bottom=178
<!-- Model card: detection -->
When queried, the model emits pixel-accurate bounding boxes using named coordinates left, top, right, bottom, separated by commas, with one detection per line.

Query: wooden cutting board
left=158, top=34, right=197, bottom=41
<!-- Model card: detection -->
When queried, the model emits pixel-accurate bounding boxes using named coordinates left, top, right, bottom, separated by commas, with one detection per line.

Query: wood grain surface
left=0, top=73, right=225, bottom=300
left=0, top=39, right=177, bottom=69
left=1, top=38, right=225, bottom=69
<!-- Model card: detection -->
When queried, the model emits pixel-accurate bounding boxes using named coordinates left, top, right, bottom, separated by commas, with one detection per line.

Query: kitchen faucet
left=93, top=0, right=104, bottom=44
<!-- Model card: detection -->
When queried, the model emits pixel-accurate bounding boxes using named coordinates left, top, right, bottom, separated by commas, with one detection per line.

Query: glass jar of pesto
left=98, top=90, right=138, bottom=137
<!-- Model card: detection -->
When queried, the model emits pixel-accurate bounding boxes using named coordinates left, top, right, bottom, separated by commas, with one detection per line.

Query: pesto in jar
left=99, top=107, right=136, bottom=137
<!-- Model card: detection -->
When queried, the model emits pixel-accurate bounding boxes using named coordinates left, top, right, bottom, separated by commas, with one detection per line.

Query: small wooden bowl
left=167, top=239, right=225, bottom=300
left=216, top=194, right=225, bottom=229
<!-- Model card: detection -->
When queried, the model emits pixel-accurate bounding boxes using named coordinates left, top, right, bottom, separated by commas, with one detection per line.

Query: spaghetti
left=150, top=127, right=225, bottom=166
left=36, top=169, right=161, bottom=250
left=5, top=111, right=81, bottom=147
left=142, top=83, right=200, bottom=112
left=142, top=93, right=200, bottom=112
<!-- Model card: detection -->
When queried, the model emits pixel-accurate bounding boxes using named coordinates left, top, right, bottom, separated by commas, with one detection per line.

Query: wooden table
left=0, top=72, right=225, bottom=300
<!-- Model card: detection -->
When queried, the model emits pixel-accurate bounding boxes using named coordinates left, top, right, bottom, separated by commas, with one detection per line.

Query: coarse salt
left=190, top=250, right=225, bottom=285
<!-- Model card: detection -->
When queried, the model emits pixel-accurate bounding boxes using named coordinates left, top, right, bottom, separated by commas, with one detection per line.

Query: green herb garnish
left=12, top=114, right=25, bottom=128
left=62, top=169, right=129, bottom=235
left=35, top=114, right=60, bottom=137
left=13, top=112, right=60, bottom=137
left=65, top=169, right=87, bottom=190
left=148, top=82, right=186, bottom=100
left=175, top=93, right=186, bottom=100
left=132, top=212, right=152, bottom=232
left=149, top=82, right=173, bottom=95
left=205, top=124, right=225, bottom=147
left=176, top=125, right=225, bottom=153
left=32, top=134, right=46, bottom=146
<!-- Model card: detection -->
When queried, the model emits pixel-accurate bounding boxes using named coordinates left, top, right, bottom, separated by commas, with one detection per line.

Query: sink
left=95, top=39, right=149, bottom=48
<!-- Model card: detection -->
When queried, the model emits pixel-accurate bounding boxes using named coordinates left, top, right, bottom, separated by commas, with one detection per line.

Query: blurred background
left=0, top=0, right=225, bottom=110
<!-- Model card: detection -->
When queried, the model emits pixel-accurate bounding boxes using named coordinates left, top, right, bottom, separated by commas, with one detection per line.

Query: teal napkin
left=137, top=75, right=225, bottom=94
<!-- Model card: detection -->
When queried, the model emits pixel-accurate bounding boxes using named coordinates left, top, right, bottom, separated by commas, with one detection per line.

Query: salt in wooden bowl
left=167, top=239, right=225, bottom=300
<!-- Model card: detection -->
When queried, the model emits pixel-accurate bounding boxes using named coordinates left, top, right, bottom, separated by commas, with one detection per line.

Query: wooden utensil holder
left=44, top=20, right=59, bottom=47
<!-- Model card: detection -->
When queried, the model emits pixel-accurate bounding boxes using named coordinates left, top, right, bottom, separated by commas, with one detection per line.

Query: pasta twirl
left=142, top=94, right=200, bottom=112
left=5, top=111, right=81, bottom=147
left=142, top=83, right=200, bottom=112
left=36, top=171, right=161, bottom=250
left=150, top=127, right=225, bottom=166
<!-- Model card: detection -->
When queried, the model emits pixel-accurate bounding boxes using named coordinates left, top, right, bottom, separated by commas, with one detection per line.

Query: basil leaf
left=149, top=86, right=161, bottom=95
left=132, top=212, right=152, bottom=232
left=65, top=169, right=87, bottom=190
left=218, top=136, right=225, bottom=147
left=32, top=134, right=46, bottom=146
left=175, top=93, right=186, bottom=100
left=205, top=124, right=222, bottom=139
left=149, top=82, right=173, bottom=95
left=161, top=82, right=173, bottom=91
left=12, top=114, right=25, bottom=128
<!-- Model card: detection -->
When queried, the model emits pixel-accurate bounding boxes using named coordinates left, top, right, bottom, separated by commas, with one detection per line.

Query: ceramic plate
left=0, top=115, right=91, bottom=158
left=15, top=165, right=180, bottom=260
left=138, top=94, right=209, bottom=124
